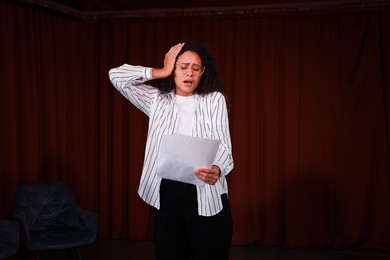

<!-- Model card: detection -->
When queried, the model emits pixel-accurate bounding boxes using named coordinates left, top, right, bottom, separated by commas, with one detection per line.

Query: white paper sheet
left=156, top=134, right=221, bottom=187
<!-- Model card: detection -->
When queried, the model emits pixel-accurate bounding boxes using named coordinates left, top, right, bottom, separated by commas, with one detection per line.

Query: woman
left=109, top=42, right=234, bottom=260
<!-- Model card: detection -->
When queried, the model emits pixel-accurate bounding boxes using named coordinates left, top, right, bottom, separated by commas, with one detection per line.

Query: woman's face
left=174, top=51, right=203, bottom=96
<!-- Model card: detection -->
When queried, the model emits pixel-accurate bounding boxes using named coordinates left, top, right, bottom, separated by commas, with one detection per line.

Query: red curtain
left=1, top=1, right=389, bottom=251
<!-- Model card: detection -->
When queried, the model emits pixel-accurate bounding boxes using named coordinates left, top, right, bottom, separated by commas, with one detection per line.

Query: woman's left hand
left=194, top=165, right=221, bottom=185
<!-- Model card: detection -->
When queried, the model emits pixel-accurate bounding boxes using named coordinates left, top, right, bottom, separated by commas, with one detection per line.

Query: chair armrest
left=76, top=208, right=98, bottom=237
left=14, top=213, right=32, bottom=243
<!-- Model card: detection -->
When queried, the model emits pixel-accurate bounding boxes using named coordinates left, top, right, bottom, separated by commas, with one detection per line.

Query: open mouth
left=183, top=80, right=193, bottom=84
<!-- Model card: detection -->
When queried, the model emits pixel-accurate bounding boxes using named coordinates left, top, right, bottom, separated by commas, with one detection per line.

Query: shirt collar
left=168, top=90, right=200, bottom=100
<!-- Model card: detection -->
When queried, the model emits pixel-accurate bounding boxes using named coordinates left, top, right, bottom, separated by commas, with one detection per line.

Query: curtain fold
left=1, top=1, right=389, bottom=251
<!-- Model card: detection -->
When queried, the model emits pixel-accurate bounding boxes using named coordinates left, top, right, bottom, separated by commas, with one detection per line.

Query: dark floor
left=9, top=240, right=390, bottom=260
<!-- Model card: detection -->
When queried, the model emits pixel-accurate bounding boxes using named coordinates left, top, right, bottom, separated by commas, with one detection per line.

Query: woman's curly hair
left=147, top=42, right=223, bottom=96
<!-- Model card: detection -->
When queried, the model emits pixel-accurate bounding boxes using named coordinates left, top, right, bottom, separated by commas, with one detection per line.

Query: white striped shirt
left=109, top=64, right=234, bottom=216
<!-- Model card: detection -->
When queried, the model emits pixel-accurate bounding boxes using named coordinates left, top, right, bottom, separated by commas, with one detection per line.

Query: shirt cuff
left=145, top=67, right=153, bottom=80
left=212, top=163, right=223, bottom=176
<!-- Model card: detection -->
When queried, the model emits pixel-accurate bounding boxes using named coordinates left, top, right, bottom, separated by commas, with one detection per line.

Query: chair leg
left=76, top=248, right=83, bottom=260
left=67, top=248, right=83, bottom=260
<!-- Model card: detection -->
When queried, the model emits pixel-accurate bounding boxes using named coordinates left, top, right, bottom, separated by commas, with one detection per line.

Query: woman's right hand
left=152, top=43, right=184, bottom=79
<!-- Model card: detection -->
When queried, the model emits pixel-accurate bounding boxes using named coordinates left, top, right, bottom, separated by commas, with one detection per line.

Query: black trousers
left=153, top=179, right=233, bottom=260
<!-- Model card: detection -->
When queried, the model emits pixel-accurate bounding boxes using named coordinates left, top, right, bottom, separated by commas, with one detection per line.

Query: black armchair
left=14, top=182, right=98, bottom=260
left=0, top=219, right=19, bottom=259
